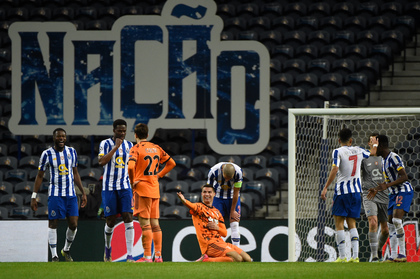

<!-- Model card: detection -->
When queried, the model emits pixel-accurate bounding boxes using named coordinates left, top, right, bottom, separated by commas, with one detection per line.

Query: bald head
left=222, top=163, right=235, bottom=180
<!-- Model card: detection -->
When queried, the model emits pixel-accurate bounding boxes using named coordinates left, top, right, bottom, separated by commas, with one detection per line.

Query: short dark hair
left=134, top=123, right=148, bottom=139
left=377, top=135, right=389, bottom=148
left=368, top=132, right=379, bottom=143
left=201, top=184, right=215, bottom=193
left=53, top=128, right=66, bottom=136
left=113, top=119, right=127, bottom=129
left=339, top=128, right=352, bottom=143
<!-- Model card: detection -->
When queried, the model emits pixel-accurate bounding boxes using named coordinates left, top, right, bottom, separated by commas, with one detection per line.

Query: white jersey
left=382, top=151, right=413, bottom=195
left=332, top=146, right=370, bottom=196
left=207, top=162, right=243, bottom=199
left=99, top=138, right=133, bottom=191
left=38, top=146, right=78, bottom=197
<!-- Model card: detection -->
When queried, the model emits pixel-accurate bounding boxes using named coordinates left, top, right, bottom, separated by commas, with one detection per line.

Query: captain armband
left=234, top=182, right=242, bottom=189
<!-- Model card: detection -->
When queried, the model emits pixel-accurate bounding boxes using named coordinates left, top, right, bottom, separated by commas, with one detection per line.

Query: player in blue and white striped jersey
left=98, top=119, right=135, bottom=262
left=368, top=135, right=414, bottom=263
left=31, top=128, right=87, bottom=262
left=321, top=128, right=378, bottom=263
left=207, top=162, right=243, bottom=247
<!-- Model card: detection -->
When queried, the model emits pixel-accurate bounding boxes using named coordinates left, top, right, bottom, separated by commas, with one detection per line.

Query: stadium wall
left=1, top=219, right=418, bottom=262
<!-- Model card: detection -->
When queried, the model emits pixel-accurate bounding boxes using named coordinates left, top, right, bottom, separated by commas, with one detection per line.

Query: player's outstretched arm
left=177, top=192, right=197, bottom=211
left=177, top=192, right=186, bottom=203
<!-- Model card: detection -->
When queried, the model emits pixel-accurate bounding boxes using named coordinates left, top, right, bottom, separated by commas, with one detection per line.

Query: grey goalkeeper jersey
left=361, top=156, right=389, bottom=204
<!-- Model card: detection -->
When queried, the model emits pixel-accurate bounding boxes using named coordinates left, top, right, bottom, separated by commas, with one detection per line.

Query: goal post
left=288, top=107, right=420, bottom=262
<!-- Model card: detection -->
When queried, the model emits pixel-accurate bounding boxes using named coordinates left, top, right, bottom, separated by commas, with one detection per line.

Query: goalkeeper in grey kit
left=361, top=134, right=389, bottom=262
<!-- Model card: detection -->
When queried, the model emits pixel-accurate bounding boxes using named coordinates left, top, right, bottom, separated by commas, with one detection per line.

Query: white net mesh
left=293, top=113, right=420, bottom=262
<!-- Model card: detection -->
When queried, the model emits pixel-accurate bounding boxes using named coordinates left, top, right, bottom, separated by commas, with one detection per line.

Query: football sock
left=368, top=231, right=378, bottom=258
left=378, top=231, right=389, bottom=257
left=393, top=218, right=405, bottom=256
left=388, top=222, right=398, bottom=258
left=205, top=257, right=234, bottom=262
left=349, top=228, right=359, bottom=259
left=104, top=224, right=114, bottom=249
left=152, top=225, right=162, bottom=257
left=336, top=230, right=346, bottom=259
left=125, top=222, right=134, bottom=256
left=141, top=224, right=152, bottom=257
left=48, top=228, right=58, bottom=258
left=63, top=227, right=77, bottom=251
left=230, top=221, right=240, bottom=247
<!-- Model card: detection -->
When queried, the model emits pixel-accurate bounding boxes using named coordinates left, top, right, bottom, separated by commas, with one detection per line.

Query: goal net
left=288, top=107, right=420, bottom=262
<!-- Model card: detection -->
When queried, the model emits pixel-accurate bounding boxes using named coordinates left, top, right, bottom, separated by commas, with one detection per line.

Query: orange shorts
left=206, top=238, right=243, bottom=258
left=133, top=192, right=160, bottom=219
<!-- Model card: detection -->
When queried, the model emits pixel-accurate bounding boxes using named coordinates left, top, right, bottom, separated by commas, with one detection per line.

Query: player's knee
left=233, top=254, right=243, bottom=262
left=151, top=225, right=161, bottom=232
left=368, top=216, right=378, bottom=228
left=68, top=225, right=77, bottom=231
left=68, top=219, right=78, bottom=231
left=122, top=212, right=133, bottom=223
left=141, top=224, right=151, bottom=230
left=227, top=251, right=242, bottom=262
left=241, top=252, right=252, bottom=262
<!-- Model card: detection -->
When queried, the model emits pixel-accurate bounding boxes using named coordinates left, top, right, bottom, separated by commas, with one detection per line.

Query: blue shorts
left=102, top=188, right=133, bottom=217
left=388, top=191, right=414, bottom=215
left=213, top=197, right=241, bottom=222
left=48, top=196, right=79, bottom=219
left=332, top=192, right=361, bottom=218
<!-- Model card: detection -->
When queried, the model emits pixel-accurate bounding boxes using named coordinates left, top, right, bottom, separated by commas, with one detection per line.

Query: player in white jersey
left=31, top=128, right=87, bottom=262
left=207, top=162, right=243, bottom=247
left=368, top=135, right=414, bottom=263
left=361, top=133, right=389, bottom=262
left=321, top=128, right=377, bottom=263
left=98, top=119, right=135, bottom=262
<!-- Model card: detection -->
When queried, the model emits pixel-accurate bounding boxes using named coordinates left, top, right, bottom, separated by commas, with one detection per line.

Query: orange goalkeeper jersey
left=128, top=141, right=171, bottom=198
left=183, top=200, right=227, bottom=254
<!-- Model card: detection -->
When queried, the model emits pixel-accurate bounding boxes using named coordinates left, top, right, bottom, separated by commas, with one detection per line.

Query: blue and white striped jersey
left=38, top=146, right=78, bottom=197
left=99, top=138, right=133, bottom=191
left=207, top=162, right=243, bottom=199
left=382, top=151, right=413, bottom=195
left=332, top=146, right=370, bottom=196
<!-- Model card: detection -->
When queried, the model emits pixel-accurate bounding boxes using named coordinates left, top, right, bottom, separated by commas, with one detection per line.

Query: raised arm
left=177, top=192, right=197, bottom=212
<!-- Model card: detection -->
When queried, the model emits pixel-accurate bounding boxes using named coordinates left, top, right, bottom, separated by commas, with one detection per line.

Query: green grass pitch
left=2, top=262, right=420, bottom=279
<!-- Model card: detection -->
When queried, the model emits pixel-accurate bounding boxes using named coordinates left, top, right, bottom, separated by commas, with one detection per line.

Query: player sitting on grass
left=177, top=184, right=252, bottom=262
